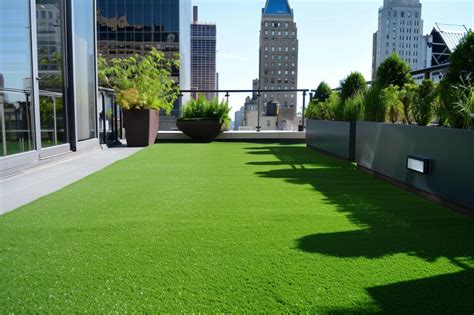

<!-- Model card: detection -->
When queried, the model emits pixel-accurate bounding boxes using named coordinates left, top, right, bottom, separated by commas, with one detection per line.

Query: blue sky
left=193, top=0, right=473, bottom=116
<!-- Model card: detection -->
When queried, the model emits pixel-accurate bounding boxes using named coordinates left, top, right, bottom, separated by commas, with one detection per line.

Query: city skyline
left=193, top=0, right=473, bottom=117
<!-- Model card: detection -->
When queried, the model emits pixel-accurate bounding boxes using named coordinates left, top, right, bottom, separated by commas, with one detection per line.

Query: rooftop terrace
left=0, top=142, right=473, bottom=312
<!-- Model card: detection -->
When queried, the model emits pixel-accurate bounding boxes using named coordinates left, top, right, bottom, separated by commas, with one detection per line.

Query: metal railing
left=180, top=89, right=310, bottom=131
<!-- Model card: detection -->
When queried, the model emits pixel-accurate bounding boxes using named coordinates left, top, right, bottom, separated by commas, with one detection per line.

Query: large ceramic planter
left=176, top=119, right=223, bottom=142
left=123, top=109, right=159, bottom=147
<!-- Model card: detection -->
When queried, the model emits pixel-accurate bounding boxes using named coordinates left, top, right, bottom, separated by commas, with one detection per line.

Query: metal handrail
left=179, top=88, right=310, bottom=131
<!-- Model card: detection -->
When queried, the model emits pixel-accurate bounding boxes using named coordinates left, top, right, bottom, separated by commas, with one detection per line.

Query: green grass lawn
left=1, top=142, right=473, bottom=313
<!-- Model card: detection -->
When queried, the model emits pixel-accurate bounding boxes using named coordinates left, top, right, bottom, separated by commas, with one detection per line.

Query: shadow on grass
left=247, top=145, right=474, bottom=312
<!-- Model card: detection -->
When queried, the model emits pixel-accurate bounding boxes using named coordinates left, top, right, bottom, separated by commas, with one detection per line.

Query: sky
left=192, top=0, right=473, bottom=118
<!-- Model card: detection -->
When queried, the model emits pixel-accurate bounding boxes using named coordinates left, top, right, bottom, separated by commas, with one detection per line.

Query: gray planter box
left=356, top=121, right=474, bottom=210
left=306, top=119, right=356, bottom=161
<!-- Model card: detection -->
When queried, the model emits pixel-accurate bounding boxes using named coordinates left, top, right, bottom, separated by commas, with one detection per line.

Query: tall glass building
left=96, top=0, right=191, bottom=130
left=190, top=6, right=216, bottom=100
left=0, top=0, right=99, bottom=174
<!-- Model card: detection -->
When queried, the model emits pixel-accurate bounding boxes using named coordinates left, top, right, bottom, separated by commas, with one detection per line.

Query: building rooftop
left=433, top=23, right=468, bottom=52
left=262, top=0, right=293, bottom=15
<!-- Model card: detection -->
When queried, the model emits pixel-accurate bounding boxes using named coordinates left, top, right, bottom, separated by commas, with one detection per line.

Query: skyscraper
left=258, top=0, right=298, bottom=130
left=190, top=6, right=217, bottom=100
left=96, top=0, right=191, bottom=130
left=373, top=0, right=424, bottom=79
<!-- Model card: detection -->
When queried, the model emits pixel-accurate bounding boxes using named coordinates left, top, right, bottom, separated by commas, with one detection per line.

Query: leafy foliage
left=326, top=93, right=344, bottom=121
left=382, top=85, right=402, bottom=123
left=453, top=81, right=474, bottom=129
left=98, top=49, right=180, bottom=113
left=412, top=80, right=436, bottom=126
left=376, top=53, right=413, bottom=89
left=305, top=92, right=342, bottom=121
left=438, top=31, right=474, bottom=128
left=363, top=84, right=385, bottom=122
left=343, top=93, right=365, bottom=122
left=442, top=31, right=474, bottom=87
left=313, top=81, right=333, bottom=103
left=398, top=83, right=418, bottom=124
left=181, top=96, right=231, bottom=128
left=341, top=72, right=367, bottom=101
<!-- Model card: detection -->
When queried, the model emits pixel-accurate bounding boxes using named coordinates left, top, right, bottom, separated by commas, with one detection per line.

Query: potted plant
left=98, top=49, right=179, bottom=147
left=177, top=96, right=231, bottom=142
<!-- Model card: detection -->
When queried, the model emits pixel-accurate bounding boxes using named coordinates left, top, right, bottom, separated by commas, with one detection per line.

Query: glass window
left=0, top=0, right=36, bottom=156
left=73, top=0, right=97, bottom=141
left=36, top=0, right=67, bottom=148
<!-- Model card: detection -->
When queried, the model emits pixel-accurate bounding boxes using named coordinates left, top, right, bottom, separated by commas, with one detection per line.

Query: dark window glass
left=0, top=0, right=36, bottom=156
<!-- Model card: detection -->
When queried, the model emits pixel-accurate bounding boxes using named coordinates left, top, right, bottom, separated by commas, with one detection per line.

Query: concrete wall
left=306, top=119, right=355, bottom=160
left=356, top=122, right=474, bottom=210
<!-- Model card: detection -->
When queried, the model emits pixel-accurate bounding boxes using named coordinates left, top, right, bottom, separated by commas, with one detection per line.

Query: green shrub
left=399, top=83, right=418, bottom=124
left=382, top=85, right=402, bottom=123
left=363, top=84, right=385, bottom=122
left=313, top=81, right=333, bottom=103
left=181, top=96, right=231, bottom=128
left=305, top=101, right=318, bottom=119
left=98, top=49, right=179, bottom=113
left=438, top=31, right=474, bottom=128
left=341, top=72, right=367, bottom=101
left=343, top=93, right=365, bottom=122
left=376, top=53, right=413, bottom=89
left=326, top=93, right=344, bottom=121
left=453, top=82, right=474, bottom=129
left=412, top=80, right=436, bottom=126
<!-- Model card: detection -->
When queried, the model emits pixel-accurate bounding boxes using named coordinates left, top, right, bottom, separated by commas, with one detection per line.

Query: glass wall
left=74, top=0, right=97, bottom=141
left=0, top=0, right=36, bottom=156
left=96, top=0, right=190, bottom=130
left=36, top=0, right=67, bottom=148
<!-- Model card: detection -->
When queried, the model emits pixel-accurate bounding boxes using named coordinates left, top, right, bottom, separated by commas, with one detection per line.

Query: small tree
left=313, top=81, right=333, bottom=103
left=399, top=83, right=418, bottom=124
left=438, top=31, right=474, bottom=128
left=341, top=72, right=367, bottom=101
left=412, top=80, right=436, bottom=126
left=376, top=53, right=413, bottom=89
left=442, top=31, right=474, bottom=87
left=382, top=85, right=402, bottom=123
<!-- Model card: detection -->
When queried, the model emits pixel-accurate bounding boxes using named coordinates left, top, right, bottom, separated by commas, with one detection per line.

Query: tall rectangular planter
left=356, top=122, right=474, bottom=210
left=123, top=109, right=159, bottom=147
left=306, top=119, right=356, bottom=161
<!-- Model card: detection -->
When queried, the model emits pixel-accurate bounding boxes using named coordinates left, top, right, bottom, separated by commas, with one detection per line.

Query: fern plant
left=181, top=96, right=231, bottom=128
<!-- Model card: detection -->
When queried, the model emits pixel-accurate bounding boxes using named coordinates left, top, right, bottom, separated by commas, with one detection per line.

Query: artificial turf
left=0, top=142, right=473, bottom=313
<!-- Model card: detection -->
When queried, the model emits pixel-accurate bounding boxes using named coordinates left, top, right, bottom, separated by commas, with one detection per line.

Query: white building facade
left=373, top=0, right=426, bottom=79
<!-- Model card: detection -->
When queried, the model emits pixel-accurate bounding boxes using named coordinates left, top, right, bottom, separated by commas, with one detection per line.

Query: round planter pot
left=176, top=119, right=224, bottom=142
left=123, top=109, right=159, bottom=147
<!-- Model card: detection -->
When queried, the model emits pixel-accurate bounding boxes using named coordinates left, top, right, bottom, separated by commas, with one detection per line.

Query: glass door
left=36, top=0, right=68, bottom=154
left=0, top=0, right=36, bottom=157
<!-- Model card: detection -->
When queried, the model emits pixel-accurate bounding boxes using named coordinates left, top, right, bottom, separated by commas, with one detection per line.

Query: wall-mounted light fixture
left=407, top=155, right=431, bottom=175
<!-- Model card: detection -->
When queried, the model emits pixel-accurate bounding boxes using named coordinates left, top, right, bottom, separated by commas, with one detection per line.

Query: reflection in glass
left=74, top=0, right=97, bottom=141
left=39, top=94, right=65, bottom=148
left=36, top=0, right=67, bottom=147
left=0, top=1, right=36, bottom=156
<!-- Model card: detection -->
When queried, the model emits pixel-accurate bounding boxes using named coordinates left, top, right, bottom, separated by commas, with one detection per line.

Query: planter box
left=176, top=119, right=223, bottom=142
left=356, top=122, right=474, bottom=210
left=123, top=109, right=159, bottom=147
left=306, top=119, right=356, bottom=161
